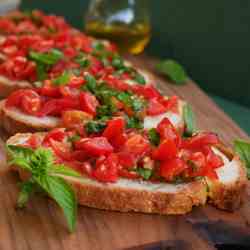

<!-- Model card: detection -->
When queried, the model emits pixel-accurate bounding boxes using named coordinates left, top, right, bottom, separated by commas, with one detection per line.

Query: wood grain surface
left=0, top=55, right=249, bottom=250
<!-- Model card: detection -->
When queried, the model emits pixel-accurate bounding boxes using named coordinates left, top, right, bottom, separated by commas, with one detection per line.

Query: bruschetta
left=6, top=128, right=247, bottom=214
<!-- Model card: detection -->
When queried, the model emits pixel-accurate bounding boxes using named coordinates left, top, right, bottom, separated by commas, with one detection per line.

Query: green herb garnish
left=136, top=168, right=152, bottom=180
left=234, top=140, right=250, bottom=179
left=82, top=74, right=97, bottom=93
left=85, top=120, right=107, bottom=134
left=183, top=104, right=196, bottom=137
left=126, top=116, right=143, bottom=129
left=134, top=73, right=146, bottom=85
left=148, top=128, right=160, bottom=146
left=156, top=59, right=188, bottom=85
left=29, top=49, right=63, bottom=65
left=7, top=145, right=81, bottom=232
left=53, top=71, right=71, bottom=86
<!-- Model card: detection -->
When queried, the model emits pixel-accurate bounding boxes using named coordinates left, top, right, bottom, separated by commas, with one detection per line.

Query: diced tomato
left=92, top=153, right=118, bottom=182
left=21, top=90, right=41, bottom=115
left=79, top=161, right=93, bottom=176
left=118, top=168, right=139, bottom=179
left=181, top=132, right=219, bottom=150
left=160, top=95, right=179, bottom=113
left=59, top=86, right=80, bottom=98
left=75, top=137, right=114, bottom=157
left=103, top=75, right=130, bottom=91
left=37, top=99, right=59, bottom=117
left=42, top=128, right=66, bottom=146
left=68, top=76, right=85, bottom=88
left=5, top=89, right=27, bottom=107
left=156, top=118, right=180, bottom=146
left=117, top=152, right=136, bottom=168
left=62, top=110, right=92, bottom=129
left=71, top=150, right=89, bottom=162
left=206, top=148, right=224, bottom=169
left=26, top=134, right=41, bottom=149
left=131, top=85, right=161, bottom=99
left=123, top=134, right=150, bottom=158
left=40, top=80, right=61, bottom=98
left=147, top=98, right=166, bottom=116
left=103, top=117, right=125, bottom=138
left=50, top=139, right=73, bottom=161
left=187, top=152, right=206, bottom=177
left=204, top=166, right=218, bottom=180
left=160, top=157, right=188, bottom=181
left=152, top=139, right=178, bottom=161
left=79, top=92, right=98, bottom=116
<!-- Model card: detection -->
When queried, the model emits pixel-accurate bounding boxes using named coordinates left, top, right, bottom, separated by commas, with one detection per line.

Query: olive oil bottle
left=85, top=0, right=151, bottom=54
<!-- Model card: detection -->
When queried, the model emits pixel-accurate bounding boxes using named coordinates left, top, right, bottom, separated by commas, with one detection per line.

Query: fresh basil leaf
left=17, top=181, right=35, bottom=208
left=134, top=73, right=146, bottom=85
left=136, top=168, right=152, bottom=180
left=92, top=41, right=105, bottom=51
left=36, top=63, right=48, bottom=81
left=126, top=116, right=143, bottom=129
left=53, top=71, right=71, bottom=86
left=38, top=175, right=77, bottom=232
left=29, top=49, right=63, bottom=65
left=85, top=120, right=107, bottom=134
left=148, top=128, right=160, bottom=146
left=50, top=164, right=81, bottom=178
left=83, top=74, right=97, bottom=93
left=156, top=59, right=188, bottom=85
left=234, top=140, right=250, bottom=179
left=112, top=56, right=124, bottom=69
left=183, top=104, right=196, bottom=137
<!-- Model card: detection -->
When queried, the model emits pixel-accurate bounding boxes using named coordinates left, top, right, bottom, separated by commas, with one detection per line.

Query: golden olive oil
left=85, top=21, right=151, bottom=54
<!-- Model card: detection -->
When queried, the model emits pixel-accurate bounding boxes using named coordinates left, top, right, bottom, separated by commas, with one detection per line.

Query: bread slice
left=0, top=98, right=185, bottom=136
left=6, top=132, right=247, bottom=215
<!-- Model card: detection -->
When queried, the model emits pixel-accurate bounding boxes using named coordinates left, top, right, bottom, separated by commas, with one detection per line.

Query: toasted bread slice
left=0, top=98, right=185, bottom=136
left=6, top=132, right=247, bottom=215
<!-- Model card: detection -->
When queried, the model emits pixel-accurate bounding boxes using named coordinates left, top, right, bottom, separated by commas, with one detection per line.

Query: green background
left=20, top=0, right=250, bottom=134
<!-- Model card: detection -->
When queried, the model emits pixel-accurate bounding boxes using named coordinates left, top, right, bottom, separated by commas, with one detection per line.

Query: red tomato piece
left=42, top=128, right=66, bottom=146
left=131, top=85, right=161, bottom=99
left=206, top=148, right=224, bottom=169
left=79, top=161, right=93, bottom=177
left=152, top=139, right=178, bottom=161
left=147, top=98, right=166, bottom=116
left=5, top=89, right=27, bottom=107
left=103, top=117, right=125, bottom=138
left=187, top=152, right=206, bottom=177
left=50, top=139, right=73, bottom=161
left=26, top=134, right=41, bottom=149
left=79, top=92, right=98, bottom=116
left=160, top=157, right=188, bottom=181
left=62, top=110, right=92, bottom=129
left=75, top=137, right=114, bottom=157
left=59, top=86, right=80, bottom=98
left=21, top=90, right=41, bottom=115
left=37, top=99, right=59, bottom=117
left=182, top=132, right=219, bottom=150
left=117, top=152, right=136, bottom=168
left=157, top=118, right=181, bottom=146
left=118, top=168, right=139, bottom=179
left=92, top=154, right=119, bottom=182
left=123, top=134, right=150, bottom=158
left=40, top=80, right=61, bottom=98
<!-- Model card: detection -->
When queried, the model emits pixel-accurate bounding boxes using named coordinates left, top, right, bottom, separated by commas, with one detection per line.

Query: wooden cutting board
left=0, top=55, right=249, bottom=250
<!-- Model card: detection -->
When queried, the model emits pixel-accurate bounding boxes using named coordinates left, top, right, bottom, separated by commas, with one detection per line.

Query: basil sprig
left=234, top=140, right=250, bottom=179
left=29, top=49, right=63, bottom=65
left=156, top=59, right=188, bottom=85
left=7, top=145, right=81, bottom=232
left=183, top=104, right=196, bottom=137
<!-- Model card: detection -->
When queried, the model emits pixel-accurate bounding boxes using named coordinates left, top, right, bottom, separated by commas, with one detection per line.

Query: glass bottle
left=85, top=0, right=151, bottom=54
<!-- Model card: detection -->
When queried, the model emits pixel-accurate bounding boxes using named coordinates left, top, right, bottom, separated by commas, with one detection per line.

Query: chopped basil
left=134, top=73, right=146, bottom=85
left=36, top=63, right=48, bottom=81
left=96, top=104, right=117, bottom=119
left=112, top=55, right=125, bottom=69
left=92, top=41, right=105, bottom=51
left=148, top=128, right=160, bottom=146
left=183, top=104, right=196, bottom=137
left=68, top=135, right=81, bottom=143
left=117, top=92, right=145, bottom=112
left=82, top=74, right=97, bottom=93
left=29, top=49, right=63, bottom=65
left=126, top=116, right=143, bottom=129
left=136, top=168, right=152, bottom=180
left=53, top=71, right=71, bottom=86
left=85, top=121, right=106, bottom=134
left=156, top=59, right=188, bottom=85
left=75, top=53, right=90, bottom=68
